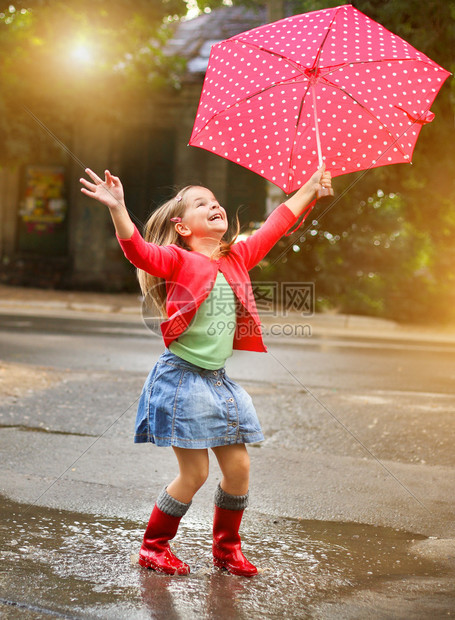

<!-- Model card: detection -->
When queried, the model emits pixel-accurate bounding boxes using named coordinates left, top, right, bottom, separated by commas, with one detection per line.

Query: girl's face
left=179, top=186, right=228, bottom=240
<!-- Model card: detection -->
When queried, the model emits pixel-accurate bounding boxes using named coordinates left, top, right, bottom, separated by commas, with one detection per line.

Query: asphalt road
left=1, top=311, right=454, bottom=619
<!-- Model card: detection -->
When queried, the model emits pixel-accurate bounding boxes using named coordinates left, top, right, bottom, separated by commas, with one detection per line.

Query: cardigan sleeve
left=233, top=203, right=298, bottom=271
left=116, top=225, right=180, bottom=279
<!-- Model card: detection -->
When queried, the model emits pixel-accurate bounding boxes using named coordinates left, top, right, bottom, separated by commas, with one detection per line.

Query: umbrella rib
left=190, top=37, right=315, bottom=144
left=322, top=77, right=410, bottom=161
left=310, top=5, right=343, bottom=71
left=233, top=6, right=342, bottom=75
left=190, top=86, right=272, bottom=144
left=321, top=57, right=447, bottom=79
left=286, top=83, right=312, bottom=191
left=190, top=75, right=305, bottom=144
left=254, top=4, right=339, bottom=190
left=232, top=38, right=308, bottom=75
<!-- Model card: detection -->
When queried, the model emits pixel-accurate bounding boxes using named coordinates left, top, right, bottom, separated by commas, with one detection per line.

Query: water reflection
left=139, top=570, right=250, bottom=620
left=140, top=572, right=181, bottom=620
left=0, top=496, right=442, bottom=619
left=205, top=572, right=249, bottom=619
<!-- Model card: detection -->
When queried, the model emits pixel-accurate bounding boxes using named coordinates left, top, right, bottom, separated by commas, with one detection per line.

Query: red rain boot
left=139, top=504, right=190, bottom=575
left=212, top=505, right=258, bottom=577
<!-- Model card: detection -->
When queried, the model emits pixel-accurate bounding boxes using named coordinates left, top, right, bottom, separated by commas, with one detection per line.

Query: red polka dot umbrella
left=189, top=4, right=450, bottom=194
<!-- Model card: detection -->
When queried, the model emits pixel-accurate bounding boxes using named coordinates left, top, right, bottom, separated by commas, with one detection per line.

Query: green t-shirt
left=169, top=271, right=236, bottom=370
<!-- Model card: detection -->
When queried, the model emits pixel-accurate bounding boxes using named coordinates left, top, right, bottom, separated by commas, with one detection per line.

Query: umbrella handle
left=311, top=83, right=333, bottom=202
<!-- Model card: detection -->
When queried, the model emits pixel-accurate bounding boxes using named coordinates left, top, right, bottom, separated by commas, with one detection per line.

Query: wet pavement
left=1, top=294, right=455, bottom=618
left=2, top=495, right=453, bottom=619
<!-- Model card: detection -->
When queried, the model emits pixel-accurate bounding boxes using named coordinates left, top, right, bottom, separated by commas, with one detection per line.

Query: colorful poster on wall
left=19, top=166, right=67, bottom=234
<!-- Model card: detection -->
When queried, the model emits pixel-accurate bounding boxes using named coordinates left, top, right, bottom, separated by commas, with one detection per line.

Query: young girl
left=80, top=166, right=332, bottom=577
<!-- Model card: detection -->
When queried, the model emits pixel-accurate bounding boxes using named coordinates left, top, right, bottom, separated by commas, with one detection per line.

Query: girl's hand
left=307, top=164, right=332, bottom=197
left=284, top=165, right=333, bottom=217
left=80, top=168, right=125, bottom=210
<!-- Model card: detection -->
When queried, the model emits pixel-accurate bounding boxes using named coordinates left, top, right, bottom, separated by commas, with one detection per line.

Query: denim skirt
left=134, top=349, right=264, bottom=448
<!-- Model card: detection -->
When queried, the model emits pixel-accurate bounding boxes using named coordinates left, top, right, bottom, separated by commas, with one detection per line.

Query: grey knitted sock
left=156, top=487, right=192, bottom=518
left=214, top=483, right=249, bottom=511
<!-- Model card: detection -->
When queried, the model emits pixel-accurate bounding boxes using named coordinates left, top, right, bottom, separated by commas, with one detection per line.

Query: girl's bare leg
left=211, top=444, right=250, bottom=496
left=166, top=447, right=210, bottom=504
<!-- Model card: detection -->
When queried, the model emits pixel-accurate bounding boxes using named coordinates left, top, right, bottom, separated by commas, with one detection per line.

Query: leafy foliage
left=0, top=1, right=196, bottom=164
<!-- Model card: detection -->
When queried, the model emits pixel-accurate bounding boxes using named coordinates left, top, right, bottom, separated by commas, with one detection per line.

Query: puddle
left=0, top=496, right=444, bottom=619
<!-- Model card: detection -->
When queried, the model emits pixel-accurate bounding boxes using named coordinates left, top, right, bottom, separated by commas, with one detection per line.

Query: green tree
left=0, top=0, right=220, bottom=163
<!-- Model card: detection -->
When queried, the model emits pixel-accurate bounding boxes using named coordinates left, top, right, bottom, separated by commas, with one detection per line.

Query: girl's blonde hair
left=138, top=186, right=240, bottom=316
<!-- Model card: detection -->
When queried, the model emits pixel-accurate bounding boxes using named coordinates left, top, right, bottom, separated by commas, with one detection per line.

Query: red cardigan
left=117, top=203, right=298, bottom=352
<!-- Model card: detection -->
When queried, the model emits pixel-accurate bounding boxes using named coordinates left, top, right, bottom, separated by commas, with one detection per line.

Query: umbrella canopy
left=189, top=4, right=450, bottom=194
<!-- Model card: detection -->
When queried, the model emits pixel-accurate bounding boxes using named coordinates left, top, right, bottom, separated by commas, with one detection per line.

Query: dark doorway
left=120, top=127, right=176, bottom=229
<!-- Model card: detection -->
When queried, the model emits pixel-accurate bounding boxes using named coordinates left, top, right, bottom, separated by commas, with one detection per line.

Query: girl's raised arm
left=233, top=166, right=332, bottom=270
left=80, top=168, right=179, bottom=279
left=284, top=165, right=332, bottom=217
left=80, top=168, right=134, bottom=240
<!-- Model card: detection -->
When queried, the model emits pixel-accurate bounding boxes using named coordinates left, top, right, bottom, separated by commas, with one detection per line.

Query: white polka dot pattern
left=189, top=4, right=450, bottom=193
